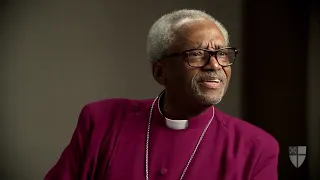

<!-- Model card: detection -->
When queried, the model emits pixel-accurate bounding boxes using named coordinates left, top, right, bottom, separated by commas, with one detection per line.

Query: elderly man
left=45, top=9, right=279, bottom=180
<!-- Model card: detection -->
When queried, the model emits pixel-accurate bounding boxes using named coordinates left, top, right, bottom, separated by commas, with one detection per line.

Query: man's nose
left=204, top=56, right=222, bottom=71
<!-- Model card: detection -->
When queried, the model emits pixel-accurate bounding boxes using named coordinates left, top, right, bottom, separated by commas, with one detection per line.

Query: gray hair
left=146, top=9, right=229, bottom=63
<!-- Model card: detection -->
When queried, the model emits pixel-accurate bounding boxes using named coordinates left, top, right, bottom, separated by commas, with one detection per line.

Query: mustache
left=194, top=72, right=226, bottom=82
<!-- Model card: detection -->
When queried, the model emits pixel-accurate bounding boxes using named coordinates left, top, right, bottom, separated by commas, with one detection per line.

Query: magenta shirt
left=45, top=98, right=279, bottom=180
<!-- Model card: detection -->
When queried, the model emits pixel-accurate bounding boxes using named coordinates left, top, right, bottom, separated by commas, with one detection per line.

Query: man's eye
left=217, top=51, right=227, bottom=56
left=189, top=51, right=204, bottom=57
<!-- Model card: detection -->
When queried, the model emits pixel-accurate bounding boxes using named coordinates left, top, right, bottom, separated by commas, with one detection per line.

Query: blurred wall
left=307, top=1, right=320, bottom=179
left=242, top=0, right=319, bottom=179
left=0, top=1, right=243, bottom=179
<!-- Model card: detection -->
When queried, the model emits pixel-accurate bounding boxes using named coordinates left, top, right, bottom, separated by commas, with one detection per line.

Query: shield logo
left=289, top=146, right=307, bottom=168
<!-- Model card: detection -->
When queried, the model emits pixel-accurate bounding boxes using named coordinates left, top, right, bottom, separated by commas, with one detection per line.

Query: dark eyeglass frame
left=163, top=47, right=239, bottom=67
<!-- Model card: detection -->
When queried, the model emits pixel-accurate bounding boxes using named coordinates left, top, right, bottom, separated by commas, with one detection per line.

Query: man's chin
left=195, top=93, right=223, bottom=105
left=204, top=97, right=222, bottom=105
left=192, top=85, right=225, bottom=105
left=199, top=88, right=223, bottom=97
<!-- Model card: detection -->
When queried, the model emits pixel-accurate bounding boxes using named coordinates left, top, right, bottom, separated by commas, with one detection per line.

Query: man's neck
left=161, top=91, right=209, bottom=120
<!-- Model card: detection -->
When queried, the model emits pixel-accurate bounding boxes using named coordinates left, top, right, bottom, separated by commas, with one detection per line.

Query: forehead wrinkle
left=196, top=40, right=224, bottom=50
left=189, top=33, right=225, bottom=49
left=209, top=40, right=225, bottom=49
left=171, top=21, right=225, bottom=51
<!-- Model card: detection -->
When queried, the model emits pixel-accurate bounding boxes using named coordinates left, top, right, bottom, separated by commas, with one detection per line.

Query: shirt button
left=132, top=105, right=140, bottom=114
left=160, top=168, right=168, bottom=175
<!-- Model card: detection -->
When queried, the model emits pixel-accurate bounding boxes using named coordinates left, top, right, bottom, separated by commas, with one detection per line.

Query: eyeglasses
left=163, top=47, right=238, bottom=67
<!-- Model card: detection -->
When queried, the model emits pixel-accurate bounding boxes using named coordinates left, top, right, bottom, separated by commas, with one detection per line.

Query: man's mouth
left=199, top=79, right=222, bottom=89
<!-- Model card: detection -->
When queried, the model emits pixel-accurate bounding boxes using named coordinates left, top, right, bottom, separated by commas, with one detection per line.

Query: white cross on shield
left=289, top=146, right=307, bottom=168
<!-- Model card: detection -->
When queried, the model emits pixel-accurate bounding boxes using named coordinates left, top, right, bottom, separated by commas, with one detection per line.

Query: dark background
left=243, top=0, right=319, bottom=179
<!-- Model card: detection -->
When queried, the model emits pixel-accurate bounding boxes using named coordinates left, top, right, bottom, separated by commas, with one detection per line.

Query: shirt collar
left=154, top=91, right=214, bottom=130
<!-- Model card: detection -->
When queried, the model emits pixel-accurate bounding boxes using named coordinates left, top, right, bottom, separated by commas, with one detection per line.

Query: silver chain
left=145, top=94, right=215, bottom=180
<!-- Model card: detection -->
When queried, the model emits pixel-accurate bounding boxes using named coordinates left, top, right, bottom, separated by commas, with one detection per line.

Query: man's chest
left=94, top=122, right=257, bottom=180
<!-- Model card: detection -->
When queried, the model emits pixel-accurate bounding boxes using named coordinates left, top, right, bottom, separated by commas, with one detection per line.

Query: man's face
left=162, top=19, right=232, bottom=105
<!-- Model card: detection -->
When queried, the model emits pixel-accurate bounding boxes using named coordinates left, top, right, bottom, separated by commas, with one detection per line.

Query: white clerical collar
left=158, top=92, right=188, bottom=130
left=165, top=117, right=188, bottom=130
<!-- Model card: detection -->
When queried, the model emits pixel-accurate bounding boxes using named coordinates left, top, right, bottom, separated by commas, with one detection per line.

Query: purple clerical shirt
left=45, top=98, right=279, bottom=180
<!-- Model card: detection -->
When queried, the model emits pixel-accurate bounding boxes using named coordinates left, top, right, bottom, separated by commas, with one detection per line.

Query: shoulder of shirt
left=214, top=108, right=279, bottom=154
left=75, top=98, right=154, bottom=136
left=79, top=98, right=153, bottom=123
left=84, top=98, right=153, bottom=110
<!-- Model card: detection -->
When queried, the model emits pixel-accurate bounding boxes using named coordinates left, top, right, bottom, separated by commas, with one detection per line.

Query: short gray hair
left=146, top=9, right=229, bottom=63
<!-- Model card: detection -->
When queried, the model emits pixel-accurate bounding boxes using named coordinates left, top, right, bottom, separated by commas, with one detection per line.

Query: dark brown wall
left=242, top=0, right=317, bottom=179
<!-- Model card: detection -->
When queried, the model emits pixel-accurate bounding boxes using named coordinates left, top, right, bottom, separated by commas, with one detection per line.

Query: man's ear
left=152, top=61, right=166, bottom=86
